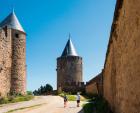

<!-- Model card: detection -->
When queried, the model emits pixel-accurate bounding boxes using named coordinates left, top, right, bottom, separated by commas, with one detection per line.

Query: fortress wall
left=103, top=0, right=140, bottom=113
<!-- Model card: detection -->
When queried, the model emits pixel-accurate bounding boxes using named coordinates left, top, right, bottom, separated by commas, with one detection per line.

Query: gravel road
left=0, top=96, right=84, bottom=113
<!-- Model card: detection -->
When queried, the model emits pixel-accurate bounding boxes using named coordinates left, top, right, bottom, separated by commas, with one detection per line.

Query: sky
left=0, top=0, right=116, bottom=91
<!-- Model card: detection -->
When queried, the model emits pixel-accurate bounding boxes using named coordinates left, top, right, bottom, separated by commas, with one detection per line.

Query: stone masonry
left=0, top=28, right=12, bottom=97
left=0, top=11, right=26, bottom=97
left=103, top=0, right=140, bottom=113
left=57, top=56, right=84, bottom=93
left=10, top=29, right=26, bottom=95
left=86, top=72, right=103, bottom=95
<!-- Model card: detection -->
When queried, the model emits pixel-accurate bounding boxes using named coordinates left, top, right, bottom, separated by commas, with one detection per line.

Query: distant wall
left=103, top=0, right=140, bottom=113
left=86, top=82, right=98, bottom=94
left=86, top=73, right=103, bottom=95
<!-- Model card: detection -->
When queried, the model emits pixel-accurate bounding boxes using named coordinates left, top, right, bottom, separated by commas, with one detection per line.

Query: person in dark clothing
left=64, top=94, right=68, bottom=108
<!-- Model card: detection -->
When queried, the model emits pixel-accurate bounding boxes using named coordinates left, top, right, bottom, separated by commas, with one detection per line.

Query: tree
left=33, top=84, right=53, bottom=95
left=44, top=84, right=53, bottom=94
left=33, top=90, right=38, bottom=95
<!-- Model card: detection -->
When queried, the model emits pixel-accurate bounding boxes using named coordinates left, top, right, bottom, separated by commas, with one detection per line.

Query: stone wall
left=0, top=28, right=12, bottom=96
left=62, top=82, right=85, bottom=93
left=103, top=0, right=140, bottom=113
left=0, top=28, right=26, bottom=97
left=86, top=82, right=98, bottom=95
left=57, top=56, right=83, bottom=92
left=86, top=73, right=103, bottom=95
left=10, top=29, right=26, bottom=95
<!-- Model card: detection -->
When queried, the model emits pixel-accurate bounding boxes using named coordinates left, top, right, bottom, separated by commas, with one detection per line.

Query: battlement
left=58, top=82, right=85, bottom=93
left=57, top=56, right=82, bottom=62
left=65, top=81, right=85, bottom=87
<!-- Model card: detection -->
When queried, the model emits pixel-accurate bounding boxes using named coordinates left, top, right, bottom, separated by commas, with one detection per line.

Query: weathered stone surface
left=10, top=29, right=26, bottom=95
left=86, top=73, right=103, bottom=95
left=57, top=56, right=84, bottom=93
left=103, top=0, right=140, bottom=113
left=0, top=28, right=12, bottom=96
left=0, top=28, right=26, bottom=97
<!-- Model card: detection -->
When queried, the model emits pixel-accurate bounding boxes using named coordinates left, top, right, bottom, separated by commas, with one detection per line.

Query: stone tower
left=57, top=36, right=84, bottom=93
left=0, top=10, right=26, bottom=96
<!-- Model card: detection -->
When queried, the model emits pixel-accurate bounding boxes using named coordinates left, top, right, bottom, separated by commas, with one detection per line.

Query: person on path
left=64, top=94, right=68, bottom=108
left=76, top=92, right=80, bottom=107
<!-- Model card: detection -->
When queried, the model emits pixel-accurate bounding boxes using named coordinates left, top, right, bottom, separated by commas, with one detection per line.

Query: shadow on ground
left=78, top=109, right=84, bottom=113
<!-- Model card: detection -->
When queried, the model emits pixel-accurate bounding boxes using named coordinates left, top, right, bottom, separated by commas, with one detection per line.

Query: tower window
left=3, top=26, right=8, bottom=37
left=15, top=33, right=19, bottom=38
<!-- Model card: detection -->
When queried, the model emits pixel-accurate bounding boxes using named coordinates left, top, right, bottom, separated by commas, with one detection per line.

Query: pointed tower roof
left=0, top=10, right=25, bottom=32
left=61, top=34, right=78, bottom=57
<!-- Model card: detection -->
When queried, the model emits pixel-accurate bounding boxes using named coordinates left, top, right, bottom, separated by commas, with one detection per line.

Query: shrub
left=27, top=91, right=33, bottom=95
left=0, top=97, right=9, bottom=104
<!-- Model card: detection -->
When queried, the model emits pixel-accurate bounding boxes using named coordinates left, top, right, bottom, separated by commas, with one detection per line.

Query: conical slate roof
left=0, top=10, right=25, bottom=32
left=61, top=37, right=78, bottom=57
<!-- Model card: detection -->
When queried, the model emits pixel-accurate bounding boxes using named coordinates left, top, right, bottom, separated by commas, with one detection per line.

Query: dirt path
left=0, top=96, right=84, bottom=113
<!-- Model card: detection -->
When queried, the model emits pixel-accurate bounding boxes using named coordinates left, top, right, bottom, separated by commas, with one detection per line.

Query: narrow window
left=15, top=33, right=19, bottom=38
left=3, top=26, right=8, bottom=37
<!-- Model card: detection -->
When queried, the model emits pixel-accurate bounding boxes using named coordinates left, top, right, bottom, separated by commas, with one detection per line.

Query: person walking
left=64, top=94, right=68, bottom=108
left=76, top=92, right=80, bottom=107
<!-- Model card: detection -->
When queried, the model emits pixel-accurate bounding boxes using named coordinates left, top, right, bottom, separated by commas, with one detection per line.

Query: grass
left=6, top=103, right=44, bottom=113
left=59, top=93, right=87, bottom=101
left=59, top=93, right=76, bottom=101
left=0, top=95, right=34, bottom=105
left=66, top=95, right=76, bottom=101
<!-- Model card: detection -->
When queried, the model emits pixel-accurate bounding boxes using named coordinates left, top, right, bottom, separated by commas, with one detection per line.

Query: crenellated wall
left=57, top=56, right=83, bottom=93
left=103, top=0, right=140, bottom=113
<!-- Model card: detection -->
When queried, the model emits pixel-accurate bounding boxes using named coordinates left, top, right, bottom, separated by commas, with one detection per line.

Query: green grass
left=0, top=95, right=34, bottom=105
left=59, top=93, right=76, bottom=101
left=6, top=103, right=44, bottom=113
left=59, top=93, right=87, bottom=101
left=67, top=95, right=76, bottom=101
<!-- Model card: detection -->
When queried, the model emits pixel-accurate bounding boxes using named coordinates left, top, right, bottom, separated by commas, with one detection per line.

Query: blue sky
left=0, top=0, right=116, bottom=91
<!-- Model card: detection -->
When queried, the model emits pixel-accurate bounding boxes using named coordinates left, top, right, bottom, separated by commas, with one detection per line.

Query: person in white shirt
left=76, top=92, right=80, bottom=107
